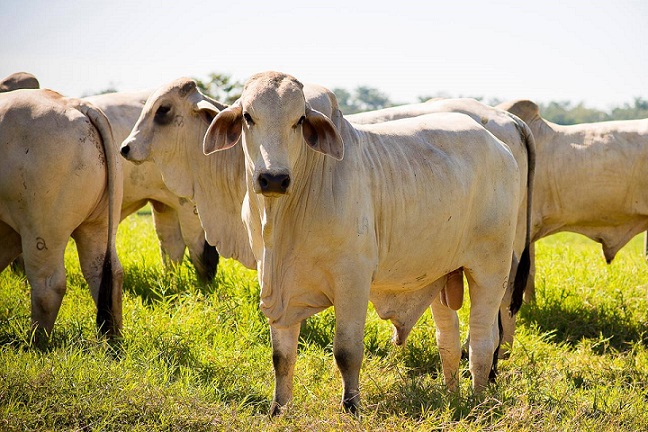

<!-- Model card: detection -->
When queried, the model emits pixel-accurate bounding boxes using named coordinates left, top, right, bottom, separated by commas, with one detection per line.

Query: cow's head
left=203, top=71, right=343, bottom=197
left=120, top=78, right=223, bottom=164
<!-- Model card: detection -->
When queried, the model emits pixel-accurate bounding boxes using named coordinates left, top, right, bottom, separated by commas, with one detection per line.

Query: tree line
left=192, top=73, right=648, bottom=125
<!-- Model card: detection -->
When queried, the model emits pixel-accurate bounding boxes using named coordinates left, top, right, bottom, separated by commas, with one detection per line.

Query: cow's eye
left=243, top=112, right=254, bottom=125
left=154, top=105, right=173, bottom=125
left=297, top=115, right=305, bottom=126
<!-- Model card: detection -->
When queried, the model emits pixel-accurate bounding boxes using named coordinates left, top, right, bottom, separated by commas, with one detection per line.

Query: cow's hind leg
left=73, top=222, right=123, bottom=337
left=21, top=233, right=68, bottom=347
left=269, top=322, right=301, bottom=416
left=0, top=222, right=22, bottom=272
left=430, top=295, right=462, bottom=391
left=464, top=268, right=507, bottom=392
left=498, top=256, right=518, bottom=358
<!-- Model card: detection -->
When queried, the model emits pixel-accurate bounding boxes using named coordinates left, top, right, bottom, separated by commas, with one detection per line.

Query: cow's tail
left=489, top=311, right=504, bottom=382
left=76, top=100, right=122, bottom=336
left=508, top=114, right=536, bottom=316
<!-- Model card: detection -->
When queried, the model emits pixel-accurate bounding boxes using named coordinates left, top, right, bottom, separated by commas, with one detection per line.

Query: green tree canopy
left=194, top=72, right=243, bottom=105
left=89, top=70, right=648, bottom=124
left=333, top=86, right=393, bottom=114
left=609, top=97, right=648, bottom=121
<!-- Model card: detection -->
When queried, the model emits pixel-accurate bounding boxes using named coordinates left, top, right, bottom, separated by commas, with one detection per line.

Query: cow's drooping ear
left=203, top=101, right=242, bottom=155
left=302, top=107, right=344, bottom=160
left=195, top=99, right=221, bottom=126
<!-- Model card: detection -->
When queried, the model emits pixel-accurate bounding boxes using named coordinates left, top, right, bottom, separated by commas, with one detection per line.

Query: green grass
left=1, top=214, right=648, bottom=430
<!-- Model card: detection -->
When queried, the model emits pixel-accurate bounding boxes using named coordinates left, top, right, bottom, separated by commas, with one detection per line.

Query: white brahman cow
left=203, top=71, right=523, bottom=414
left=498, top=99, right=648, bottom=299
left=85, top=90, right=219, bottom=281
left=0, top=72, right=40, bottom=92
left=119, top=79, right=255, bottom=269
left=0, top=89, right=123, bottom=345
left=348, top=99, right=536, bottom=352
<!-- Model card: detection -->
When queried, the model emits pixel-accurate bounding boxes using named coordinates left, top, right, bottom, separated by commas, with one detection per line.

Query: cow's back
left=342, top=113, right=520, bottom=289
left=0, top=90, right=108, bottom=232
left=348, top=99, right=531, bottom=254
left=84, top=91, right=152, bottom=143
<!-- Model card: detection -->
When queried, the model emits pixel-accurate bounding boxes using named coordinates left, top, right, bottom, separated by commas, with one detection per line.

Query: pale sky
left=2, top=0, right=646, bottom=109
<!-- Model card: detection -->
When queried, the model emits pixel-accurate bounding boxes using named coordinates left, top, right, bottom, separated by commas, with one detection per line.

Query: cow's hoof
left=269, top=400, right=284, bottom=417
left=342, top=394, right=360, bottom=417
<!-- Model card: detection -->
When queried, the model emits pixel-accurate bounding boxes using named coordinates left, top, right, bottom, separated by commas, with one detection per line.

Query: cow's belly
left=372, top=263, right=450, bottom=294
left=371, top=225, right=467, bottom=291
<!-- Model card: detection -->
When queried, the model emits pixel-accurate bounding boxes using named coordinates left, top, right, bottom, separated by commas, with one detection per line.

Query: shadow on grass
left=0, top=321, right=125, bottom=359
left=363, top=367, right=504, bottom=423
left=518, top=289, right=648, bottom=353
left=300, top=312, right=444, bottom=372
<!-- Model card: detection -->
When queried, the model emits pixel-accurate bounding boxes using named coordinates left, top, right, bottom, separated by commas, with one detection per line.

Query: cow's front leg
left=269, top=322, right=301, bottom=416
left=333, top=287, right=369, bottom=414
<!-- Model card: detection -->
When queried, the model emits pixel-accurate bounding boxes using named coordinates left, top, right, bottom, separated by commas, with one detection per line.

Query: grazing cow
left=84, top=91, right=219, bottom=281
left=0, top=72, right=40, bottom=92
left=0, top=89, right=123, bottom=344
left=119, top=78, right=341, bottom=271
left=203, top=71, right=523, bottom=414
left=349, top=99, right=535, bottom=351
left=498, top=99, right=648, bottom=301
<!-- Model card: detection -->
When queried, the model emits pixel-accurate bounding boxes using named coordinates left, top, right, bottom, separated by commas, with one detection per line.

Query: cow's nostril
left=120, top=145, right=130, bottom=157
left=281, top=177, right=290, bottom=191
left=258, top=172, right=290, bottom=195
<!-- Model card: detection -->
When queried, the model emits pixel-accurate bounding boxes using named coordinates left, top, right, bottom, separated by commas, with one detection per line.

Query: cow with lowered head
left=498, top=99, right=648, bottom=300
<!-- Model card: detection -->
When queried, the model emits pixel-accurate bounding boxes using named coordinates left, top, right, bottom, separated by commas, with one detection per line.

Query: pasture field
left=1, top=212, right=648, bottom=431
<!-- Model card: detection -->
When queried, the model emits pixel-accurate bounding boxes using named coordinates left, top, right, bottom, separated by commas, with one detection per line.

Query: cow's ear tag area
left=196, top=100, right=220, bottom=126
left=204, top=102, right=242, bottom=155
left=302, top=107, right=344, bottom=161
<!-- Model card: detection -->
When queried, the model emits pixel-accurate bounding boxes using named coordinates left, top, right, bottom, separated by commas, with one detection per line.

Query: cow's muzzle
left=119, top=140, right=144, bottom=164
left=257, top=171, right=291, bottom=196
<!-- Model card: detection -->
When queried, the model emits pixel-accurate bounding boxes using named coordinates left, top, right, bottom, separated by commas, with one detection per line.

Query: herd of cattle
left=1, top=70, right=647, bottom=414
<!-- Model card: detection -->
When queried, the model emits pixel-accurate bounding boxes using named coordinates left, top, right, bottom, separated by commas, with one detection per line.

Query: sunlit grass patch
left=1, top=217, right=648, bottom=430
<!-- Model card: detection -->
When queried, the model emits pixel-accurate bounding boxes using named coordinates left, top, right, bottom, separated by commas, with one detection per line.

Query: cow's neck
left=246, top=146, right=342, bottom=325
left=186, top=130, right=255, bottom=268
